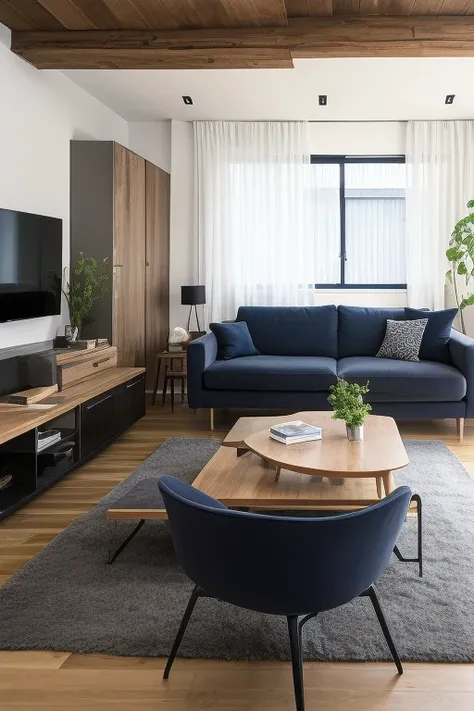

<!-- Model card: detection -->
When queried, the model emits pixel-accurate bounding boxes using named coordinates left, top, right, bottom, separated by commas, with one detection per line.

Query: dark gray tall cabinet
left=70, top=141, right=170, bottom=389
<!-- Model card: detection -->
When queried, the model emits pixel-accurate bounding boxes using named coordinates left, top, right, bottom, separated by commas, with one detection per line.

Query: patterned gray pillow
left=376, top=318, right=428, bottom=362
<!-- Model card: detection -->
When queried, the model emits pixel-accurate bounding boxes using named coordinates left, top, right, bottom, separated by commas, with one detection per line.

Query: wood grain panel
left=14, top=46, right=294, bottom=68
left=286, top=0, right=333, bottom=16
left=145, top=162, right=170, bottom=391
left=36, top=0, right=96, bottom=29
left=411, top=0, right=445, bottom=13
left=358, top=0, right=390, bottom=13
left=384, top=0, right=416, bottom=15
left=0, top=0, right=63, bottom=29
left=113, top=144, right=146, bottom=368
left=100, top=0, right=154, bottom=29
left=0, top=367, right=144, bottom=445
left=332, top=0, right=360, bottom=12
left=0, top=1, right=36, bottom=28
left=439, top=0, right=474, bottom=13
left=220, top=0, right=288, bottom=26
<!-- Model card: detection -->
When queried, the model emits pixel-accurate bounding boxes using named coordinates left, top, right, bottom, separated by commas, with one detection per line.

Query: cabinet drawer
left=115, top=375, right=145, bottom=434
left=58, top=348, right=118, bottom=390
left=80, top=391, right=115, bottom=459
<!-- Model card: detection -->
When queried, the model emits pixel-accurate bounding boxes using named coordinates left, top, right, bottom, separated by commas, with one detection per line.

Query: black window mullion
left=339, top=160, right=346, bottom=285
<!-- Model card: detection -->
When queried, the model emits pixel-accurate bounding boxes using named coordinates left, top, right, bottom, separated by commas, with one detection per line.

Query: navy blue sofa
left=187, top=305, right=474, bottom=424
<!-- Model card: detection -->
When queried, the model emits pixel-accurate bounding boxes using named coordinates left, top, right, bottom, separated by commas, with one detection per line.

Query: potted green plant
left=446, top=199, right=474, bottom=335
left=328, top=379, right=372, bottom=442
left=63, top=252, right=109, bottom=339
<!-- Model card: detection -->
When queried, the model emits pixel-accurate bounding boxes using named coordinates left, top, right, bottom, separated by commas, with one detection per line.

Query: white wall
left=128, top=120, right=171, bottom=173
left=0, top=25, right=128, bottom=350
left=168, top=120, right=407, bottom=328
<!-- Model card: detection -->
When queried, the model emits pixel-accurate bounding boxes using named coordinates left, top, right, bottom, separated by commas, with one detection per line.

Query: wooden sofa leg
left=210, top=408, right=215, bottom=431
left=456, top=417, right=465, bottom=442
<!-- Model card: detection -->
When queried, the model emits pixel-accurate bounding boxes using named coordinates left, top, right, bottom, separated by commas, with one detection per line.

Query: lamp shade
left=181, top=285, right=206, bottom=306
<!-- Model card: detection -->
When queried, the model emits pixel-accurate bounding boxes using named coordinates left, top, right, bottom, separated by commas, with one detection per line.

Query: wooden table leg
left=274, top=467, right=281, bottom=483
left=170, top=377, right=175, bottom=413
left=152, top=356, right=161, bottom=406
left=382, top=471, right=394, bottom=496
left=161, top=364, right=168, bottom=407
left=376, top=477, right=383, bottom=499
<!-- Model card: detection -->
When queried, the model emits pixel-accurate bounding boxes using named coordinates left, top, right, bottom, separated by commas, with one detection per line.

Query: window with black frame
left=310, top=156, right=406, bottom=289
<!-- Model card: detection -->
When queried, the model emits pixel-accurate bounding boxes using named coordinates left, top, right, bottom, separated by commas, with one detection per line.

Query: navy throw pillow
left=405, top=307, right=457, bottom=363
left=210, top=321, right=259, bottom=360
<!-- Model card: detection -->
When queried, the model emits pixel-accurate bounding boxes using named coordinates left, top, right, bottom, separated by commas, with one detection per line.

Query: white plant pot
left=346, top=424, right=364, bottom=442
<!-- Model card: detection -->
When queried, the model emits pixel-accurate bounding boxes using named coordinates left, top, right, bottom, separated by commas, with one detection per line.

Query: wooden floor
left=1, top=403, right=474, bottom=710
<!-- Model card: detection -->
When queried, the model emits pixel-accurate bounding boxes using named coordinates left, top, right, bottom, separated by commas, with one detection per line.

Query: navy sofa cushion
left=210, top=321, right=259, bottom=360
left=338, top=306, right=406, bottom=358
left=236, top=306, right=338, bottom=358
left=204, top=355, right=338, bottom=392
left=405, top=307, right=457, bottom=363
left=338, top=356, right=466, bottom=402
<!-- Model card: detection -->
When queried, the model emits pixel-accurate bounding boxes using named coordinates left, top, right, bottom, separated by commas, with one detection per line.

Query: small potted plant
left=62, top=252, right=109, bottom=339
left=328, top=379, right=372, bottom=442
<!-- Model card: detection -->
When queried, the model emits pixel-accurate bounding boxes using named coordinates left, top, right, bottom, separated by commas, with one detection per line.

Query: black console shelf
left=0, top=372, right=145, bottom=521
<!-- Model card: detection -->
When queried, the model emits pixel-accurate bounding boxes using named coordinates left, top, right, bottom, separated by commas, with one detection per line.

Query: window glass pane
left=344, top=163, right=406, bottom=285
left=309, top=164, right=340, bottom=284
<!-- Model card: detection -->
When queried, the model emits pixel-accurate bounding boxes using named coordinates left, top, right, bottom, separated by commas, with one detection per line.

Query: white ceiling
left=63, top=57, right=474, bottom=123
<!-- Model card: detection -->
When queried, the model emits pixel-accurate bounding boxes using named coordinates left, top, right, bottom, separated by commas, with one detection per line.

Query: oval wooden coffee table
left=243, top=411, right=408, bottom=499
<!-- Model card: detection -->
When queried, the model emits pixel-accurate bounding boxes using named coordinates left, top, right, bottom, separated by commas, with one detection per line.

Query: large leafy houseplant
left=63, top=252, right=109, bottom=334
left=328, top=379, right=372, bottom=440
left=446, top=199, right=474, bottom=335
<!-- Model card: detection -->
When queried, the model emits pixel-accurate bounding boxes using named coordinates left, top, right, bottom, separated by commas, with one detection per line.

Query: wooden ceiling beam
left=11, top=16, right=474, bottom=68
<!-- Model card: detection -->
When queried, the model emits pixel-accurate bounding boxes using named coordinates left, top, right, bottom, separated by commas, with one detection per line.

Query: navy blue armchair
left=158, top=475, right=412, bottom=711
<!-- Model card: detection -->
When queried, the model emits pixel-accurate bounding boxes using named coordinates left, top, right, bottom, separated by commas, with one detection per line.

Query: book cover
left=270, top=420, right=322, bottom=439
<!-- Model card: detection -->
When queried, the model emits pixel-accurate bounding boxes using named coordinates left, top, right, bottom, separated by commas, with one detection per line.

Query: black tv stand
left=0, top=367, right=145, bottom=522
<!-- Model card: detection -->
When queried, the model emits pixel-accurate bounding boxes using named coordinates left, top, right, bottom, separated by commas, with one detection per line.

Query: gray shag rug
left=0, top=437, right=473, bottom=662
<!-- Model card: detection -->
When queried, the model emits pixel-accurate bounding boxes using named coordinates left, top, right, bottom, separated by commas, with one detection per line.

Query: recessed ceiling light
left=182, top=95, right=193, bottom=105
left=445, top=94, right=455, bottom=105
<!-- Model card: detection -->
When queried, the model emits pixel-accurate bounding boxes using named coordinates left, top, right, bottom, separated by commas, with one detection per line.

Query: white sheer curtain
left=406, top=121, right=474, bottom=309
left=194, top=121, right=315, bottom=323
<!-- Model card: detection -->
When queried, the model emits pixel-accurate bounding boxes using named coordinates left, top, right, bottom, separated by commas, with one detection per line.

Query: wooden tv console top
left=0, top=367, right=145, bottom=445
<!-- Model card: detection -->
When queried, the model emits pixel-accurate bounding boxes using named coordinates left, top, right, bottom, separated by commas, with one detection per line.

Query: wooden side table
left=152, top=351, right=187, bottom=412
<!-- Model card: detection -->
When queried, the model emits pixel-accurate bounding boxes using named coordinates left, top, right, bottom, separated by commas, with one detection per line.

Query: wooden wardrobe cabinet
left=70, top=141, right=170, bottom=388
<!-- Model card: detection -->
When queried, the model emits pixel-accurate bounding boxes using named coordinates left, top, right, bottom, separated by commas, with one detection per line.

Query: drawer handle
left=126, top=379, right=142, bottom=389
left=86, top=394, right=113, bottom=410
left=93, top=356, right=112, bottom=367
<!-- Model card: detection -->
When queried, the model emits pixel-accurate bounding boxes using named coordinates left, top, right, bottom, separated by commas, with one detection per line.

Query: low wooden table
left=211, top=411, right=409, bottom=509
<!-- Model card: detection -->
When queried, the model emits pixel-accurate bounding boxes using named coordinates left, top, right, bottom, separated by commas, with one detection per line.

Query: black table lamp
left=181, top=285, right=206, bottom=333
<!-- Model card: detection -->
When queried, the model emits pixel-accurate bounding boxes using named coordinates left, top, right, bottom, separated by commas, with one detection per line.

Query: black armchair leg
left=394, top=493, right=423, bottom=577
left=163, top=585, right=201, bottom=680
left=366, top=586, right=403, bottom=675
left=287, top=616, right=305, bottom=711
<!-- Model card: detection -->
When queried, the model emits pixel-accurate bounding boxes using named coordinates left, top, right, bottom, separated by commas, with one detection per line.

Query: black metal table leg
left=108, top=519, right=145, bottom=564
left=393, top=493, right=423, bottom=577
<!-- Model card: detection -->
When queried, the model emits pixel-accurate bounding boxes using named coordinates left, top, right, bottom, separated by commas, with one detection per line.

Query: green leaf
left=457, top=262, right=468, bottom=275
left=446, top=247, right=463, bottom=262
left=445, top=269, right=453, bottom=284
left=460, top=294, right=474, bottom=310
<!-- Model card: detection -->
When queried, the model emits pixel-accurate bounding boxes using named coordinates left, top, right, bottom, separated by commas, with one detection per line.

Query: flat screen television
left=0, top=208, right=62, bottom=323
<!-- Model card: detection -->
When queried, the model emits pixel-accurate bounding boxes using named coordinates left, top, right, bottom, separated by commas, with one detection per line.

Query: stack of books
left=37, top=429, right=62, bottom=452
left=269, top=421, right=322, bottom=445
